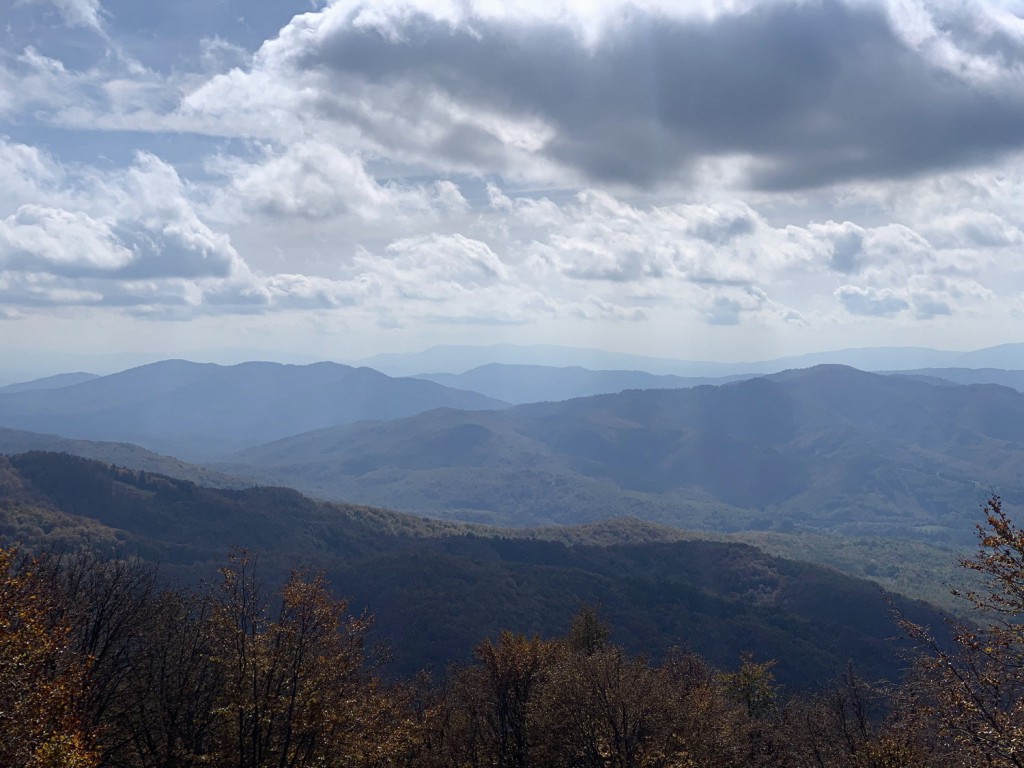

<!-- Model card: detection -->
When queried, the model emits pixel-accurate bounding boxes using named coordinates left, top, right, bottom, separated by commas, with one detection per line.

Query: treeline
left=3, top=499, right=1024, bottom=767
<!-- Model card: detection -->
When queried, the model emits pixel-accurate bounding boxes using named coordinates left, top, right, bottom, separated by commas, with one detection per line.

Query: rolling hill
left=226, top=365, right=1024, bottom=542
left=0, top=360, right=505, bottom=460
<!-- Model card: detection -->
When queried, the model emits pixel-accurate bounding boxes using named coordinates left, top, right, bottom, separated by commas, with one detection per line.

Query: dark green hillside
left=0, top=451, right=948, bottom=687
left=0, top=451, right=470, bottom=564
left=519, top=520, right=975, bottom=615
left=228, top=366, right=1024, bottom=541
left=335, top=535, right=943, bottom=685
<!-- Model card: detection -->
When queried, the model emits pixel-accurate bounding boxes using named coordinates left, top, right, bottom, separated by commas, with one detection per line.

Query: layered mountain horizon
left=0, top=359, right=506, bottom=460
left=2, top=358, right=1023, bottom=547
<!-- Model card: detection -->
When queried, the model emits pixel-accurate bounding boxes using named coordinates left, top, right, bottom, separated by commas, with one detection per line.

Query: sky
left=3, top=0, right=1024, bottom=375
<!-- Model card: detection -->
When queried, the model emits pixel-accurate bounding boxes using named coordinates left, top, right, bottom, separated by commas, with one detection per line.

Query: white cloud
left=213, top=140, right=467, bottom=222
left=0, top=146, right=308, bottom=312
left=835, top=285, right=911, bottom=317
left=351, top=233, right=508, bottom=302
left=225, top=142, right=387, bottom=220
left=0, top=138, right=62, bottom=207
left=0, top=206, right=132, bottom=274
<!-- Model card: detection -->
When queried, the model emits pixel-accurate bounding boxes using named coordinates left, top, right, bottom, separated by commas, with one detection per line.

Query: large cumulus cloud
left=4, top=0, right=1024, bottom=349
left=183, top=0, right=1024, bottom=189
left=0, top=141, right=369, bottom=314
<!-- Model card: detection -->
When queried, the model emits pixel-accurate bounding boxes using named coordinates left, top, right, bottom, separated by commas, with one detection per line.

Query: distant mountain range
left=0, top=423, right=974, bottom=613
left=224, top=365, right=1024, bottom=542
left=4, top=356, right=1024, bottom=544
left=0, top=360, right=504, bottom=460
left=416, top=364, right=754, bottom=404
left=7, top=341, right=1024, bottom=388
left=420, top=363, right=1024, bottom=404
left=6, top=361, right=1024, bottom=416
left=887, top=367, right=1024, bottom=392
left=357, top=341, right=1024, bottom=377
left=0, top=451, right=948, bottom=686
left=0, top=372, right=100, bottom=394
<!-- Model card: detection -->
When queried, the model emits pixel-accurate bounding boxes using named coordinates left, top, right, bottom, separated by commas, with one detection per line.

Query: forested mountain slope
left=0, top=450, right=947, bottom=686
left=227, top=366, right=1024, bottom=541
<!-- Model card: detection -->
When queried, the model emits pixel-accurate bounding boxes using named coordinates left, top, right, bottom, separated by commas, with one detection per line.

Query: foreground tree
left=903, top=496, right=1024, bottom=767
left=0, top=546, right=418, bottom=768
left=0, top=547, right=97, bottom=768
left=106, top=588, right=222, bottom=768
left=209, top=551, right=416, bottom=768
left=422, top=610, right=786, bottom=768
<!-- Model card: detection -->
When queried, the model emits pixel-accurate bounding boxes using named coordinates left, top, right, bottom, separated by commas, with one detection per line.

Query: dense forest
left=2, top=490, right=1024, bottom=766
left=0, top=452, right=950, bottom=684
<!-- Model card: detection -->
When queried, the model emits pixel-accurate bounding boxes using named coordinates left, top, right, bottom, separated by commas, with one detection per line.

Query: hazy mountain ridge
left=424, top=360, right=1024, bottom=409
left=0, top=359, right=506, bottom=460
left=885, top=367, right=1024, bottom=391
left=0, top=372, right=100, bottom=394
left=416, top=363, right=755, bottom=403
left=357, top=342, right=1024, bottom=377
left=226, top=366, right=1024, bottom=541
left=0, top=450, right=950, bottom=686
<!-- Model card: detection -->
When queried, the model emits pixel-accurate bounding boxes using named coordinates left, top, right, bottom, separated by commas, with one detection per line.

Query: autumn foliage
left=2, top=495, right=1024, bottom=766
left=0, top=548, right=97, bottom=768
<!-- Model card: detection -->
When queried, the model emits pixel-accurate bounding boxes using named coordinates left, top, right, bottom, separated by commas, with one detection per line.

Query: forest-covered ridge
left=0, top=450, right=951, bottom=686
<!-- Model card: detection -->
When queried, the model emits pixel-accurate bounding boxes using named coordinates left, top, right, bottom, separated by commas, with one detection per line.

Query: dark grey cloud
left=286, top=0, right=1024, bottom=189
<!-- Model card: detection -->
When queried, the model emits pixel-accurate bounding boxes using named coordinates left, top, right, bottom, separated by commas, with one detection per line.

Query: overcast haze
left=3, top=0, right=1024, bottom=375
